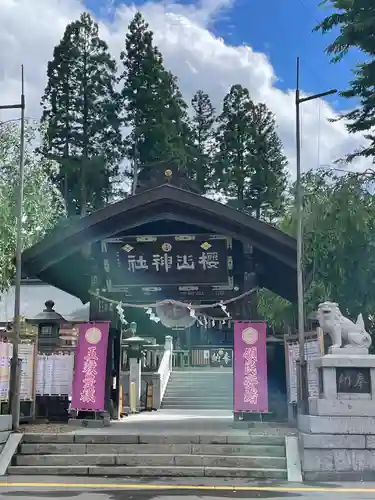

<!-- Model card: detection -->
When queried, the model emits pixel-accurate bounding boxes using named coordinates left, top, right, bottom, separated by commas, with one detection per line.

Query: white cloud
left=0, top=0, right=370, bottom=176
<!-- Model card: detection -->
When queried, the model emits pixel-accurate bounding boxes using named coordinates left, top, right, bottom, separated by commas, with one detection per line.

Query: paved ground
left=19, top=407, right=301, bottom=439
left=0, top=477, right=374, bottom=499
left=21, top=410, right=296, bottom=436
left=70, top=410, right=296, bottom=436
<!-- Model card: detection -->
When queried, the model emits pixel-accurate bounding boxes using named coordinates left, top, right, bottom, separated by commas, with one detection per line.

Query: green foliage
left=0, top=122, right=66, bottom=290
left=314, top=0, right=375, bottom=162
left=214, top=84, right=288, bottom=220
left=258, top=170, right=375, bottom=332
left=189, top=90, right=216, bottom=192
left=119, top=12, right=191, bottom=185
left=40, top=12, right=124, bottom=215
left=257, top=289, right=296, bottom=332
left=302, top=170, right=375, bottom=320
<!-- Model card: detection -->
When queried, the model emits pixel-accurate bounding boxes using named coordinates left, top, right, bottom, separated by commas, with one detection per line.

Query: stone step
left=169, top=371, right=233, bottom=375
left=161, top=403, right=233, bottom=409
left=167, top=375, right=233, bottom=379
left=165, top=387, right=233, bottom=398
left=8, top=465, right=287, bottom=479
left=162, top=397, right=233, bottom=403
left=164, top=395, right=232, bottom=399
left=169, top=376, right=232, bottom=379
left=21, top=433, right=285, bottom=446
left=164, top=394, right=232, bottom=398
left=165, top=384, right=232, bottom=388
left=20, top=442, right=285, bottom=456
left=165, top=384, right=231, bottom=389
left=161, top=403, right=233, bottom=408
left=167, top=377, right=233, bottom=381
left=167, top=383, right=232, bottom=386
left=166, top=384, right=232, bottom=387
left=165, top=386, right=233, bottom=391
left=167, top=378, right=233, bottom=383
left=163, top=395, right=232, bottom=400
left=16, top=453, right=286, bottom=469
left=161, top=407, right=233, bottom=411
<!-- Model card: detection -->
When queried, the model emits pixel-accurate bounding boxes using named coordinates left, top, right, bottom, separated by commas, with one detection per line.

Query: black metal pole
left=0, top=65, right=26, bottom=430
left=295, top=57, right=336, bottom=415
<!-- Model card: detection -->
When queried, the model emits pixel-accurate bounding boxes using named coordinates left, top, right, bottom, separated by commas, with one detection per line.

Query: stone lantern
left=26, top=300, right=68, bottom=421
left=29, top=300, right=67, bottom=354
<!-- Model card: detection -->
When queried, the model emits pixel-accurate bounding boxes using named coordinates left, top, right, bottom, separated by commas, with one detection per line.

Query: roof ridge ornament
left=135, top=163, right=202, bottom=195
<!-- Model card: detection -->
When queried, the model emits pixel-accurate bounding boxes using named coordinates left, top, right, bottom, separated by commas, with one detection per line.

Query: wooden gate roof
left=21, top=184, right=298, bottom=303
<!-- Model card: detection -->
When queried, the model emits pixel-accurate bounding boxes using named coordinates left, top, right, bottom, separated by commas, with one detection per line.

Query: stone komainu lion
left=317, top=301, right=372, bottom=349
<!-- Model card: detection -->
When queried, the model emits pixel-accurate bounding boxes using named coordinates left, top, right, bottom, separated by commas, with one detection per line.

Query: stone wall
left=300, top=415, right=375, bottom=480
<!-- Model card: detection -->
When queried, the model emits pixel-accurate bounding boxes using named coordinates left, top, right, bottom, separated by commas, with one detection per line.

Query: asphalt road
left=0, top=478, right=375, bottom=500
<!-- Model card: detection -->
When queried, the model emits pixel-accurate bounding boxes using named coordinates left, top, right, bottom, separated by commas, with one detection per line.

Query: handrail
left=157, top=350, right=171, bottom=400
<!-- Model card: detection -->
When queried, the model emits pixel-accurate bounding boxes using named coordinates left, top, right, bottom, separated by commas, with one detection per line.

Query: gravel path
left=19, top=423, right=72, bottom=433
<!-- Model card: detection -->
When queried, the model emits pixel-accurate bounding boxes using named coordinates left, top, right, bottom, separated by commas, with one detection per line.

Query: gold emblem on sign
left=162, top=243, right=172, bottom=252
left=85, top=327, right=102, bottom=345
left=201, top=241, right=211, bottom=250
left=122, top=244, right=134, bottom=253
left=242, top=327, right=258, bottom=345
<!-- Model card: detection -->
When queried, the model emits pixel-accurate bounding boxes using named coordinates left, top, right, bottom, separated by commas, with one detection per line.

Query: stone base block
left=299, top=414, right=375, bottom=434
left=299, top=420, right=375, bottom=481
left=315, top=353, right=375, bottom=368
left=302, top=448, right=375, bottom=474
left=329, top=346, right=369, bottom=356
left=309, top=398, right=375, bottom=416
left=304, top=470, right=375, bottom=481
left=300, top=432, right=366, bottom=449
left=68, top=417, right=111, bottom=428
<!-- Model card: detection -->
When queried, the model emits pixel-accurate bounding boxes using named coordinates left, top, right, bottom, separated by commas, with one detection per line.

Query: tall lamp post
left=0, top=65, right=26, bottom=431
left=295, top=57, right=336, bottom=413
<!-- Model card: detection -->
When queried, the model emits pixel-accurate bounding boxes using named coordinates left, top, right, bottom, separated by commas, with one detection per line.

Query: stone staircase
left=161, top=370, right=233, bottom=409
left=8, top=432, right=287, bottom=479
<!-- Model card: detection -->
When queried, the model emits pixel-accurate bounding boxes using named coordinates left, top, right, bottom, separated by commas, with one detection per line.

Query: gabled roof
left=22, top=184, right=298, bottom=302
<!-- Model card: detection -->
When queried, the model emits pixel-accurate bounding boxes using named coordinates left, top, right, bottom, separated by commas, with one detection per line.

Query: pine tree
left=244, top=103, right=288, bottom=219
left=189, top=90, right=215, bottom=192
left=214, top=85, right=253, bottom=206
left=314, top=0, right=375, bottom=162
left=119, top=12, right=191, bottom=187
left=214, top=84, right=287, bottom=219
left=40, top=12, right=124, bottom=215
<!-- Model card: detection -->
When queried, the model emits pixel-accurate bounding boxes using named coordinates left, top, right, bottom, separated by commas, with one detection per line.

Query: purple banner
left=71, top=322, right=109, bottom=411
left=234, top=321, right=268, bottom=413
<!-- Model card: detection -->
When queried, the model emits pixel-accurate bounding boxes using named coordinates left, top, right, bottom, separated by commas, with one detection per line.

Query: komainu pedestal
left=299, top=302, right=375, bottom=481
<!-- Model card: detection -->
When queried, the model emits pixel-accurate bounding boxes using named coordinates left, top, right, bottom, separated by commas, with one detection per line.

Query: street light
left=295, top=57, right=337, bottom=414
left=0, top=65, right=26, bottom=431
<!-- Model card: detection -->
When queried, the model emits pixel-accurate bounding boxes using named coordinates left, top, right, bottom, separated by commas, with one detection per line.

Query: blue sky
left=1, top=0, right=368, bottom=172
left=85, top=0, right=360, bottom=113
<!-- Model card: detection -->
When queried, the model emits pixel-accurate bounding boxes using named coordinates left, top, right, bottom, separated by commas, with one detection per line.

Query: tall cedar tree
left=214, top=84, right=287, bottom=219
left=120, top=12, right=191, bottom=185
left=189, top=90, right=215, bottom=192
left=40, top=12, right=124, bottom=215
left=314, top=0, right=375, bottom=162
